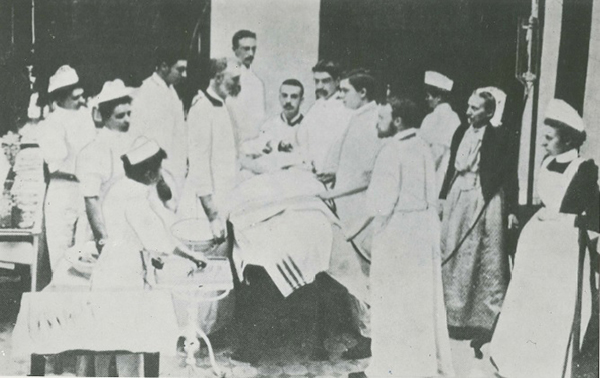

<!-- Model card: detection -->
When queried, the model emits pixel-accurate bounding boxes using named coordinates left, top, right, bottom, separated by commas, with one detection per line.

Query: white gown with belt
left=365, top=130, right=454, bottom=377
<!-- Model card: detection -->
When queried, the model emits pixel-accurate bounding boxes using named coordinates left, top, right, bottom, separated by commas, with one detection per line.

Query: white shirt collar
left=434, top=102, right=452, bottom=114
left=280, top=112, right=303, bottom=125
left=150, top=72, right=170, bottom=90
left=241, top=65, right=255, bottom=76
left=52, top=106, right=78, bottom=117
left=354, top=101, right=377, bottom=116
left=555, top=148, right=579, bottom=163
left=206, top=86, right=226, bottom=104
left=99, top=127, right=126, bottom=138
left=325, top=93, right=338, bottom=103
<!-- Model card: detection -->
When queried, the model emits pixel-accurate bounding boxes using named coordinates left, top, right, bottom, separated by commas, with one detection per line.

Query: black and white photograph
left=0, top=0, right=598, bottom=377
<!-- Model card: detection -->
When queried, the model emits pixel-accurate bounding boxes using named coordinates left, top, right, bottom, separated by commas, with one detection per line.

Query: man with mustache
left=296, top=60, right=353, bottom=180
left=37, top=65, right=97, bottom=272
left=227, top=30, right=266, bottom=147
left=183, top=57, right=241, bottom=241
left=240, top=78, right=305, bottom=175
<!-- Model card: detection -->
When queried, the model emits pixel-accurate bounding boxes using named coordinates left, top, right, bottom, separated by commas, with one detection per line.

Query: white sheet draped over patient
left=227, top=169, right=369, bottom=302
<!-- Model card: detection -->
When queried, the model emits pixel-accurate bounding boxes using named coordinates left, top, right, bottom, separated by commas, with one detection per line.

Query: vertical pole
left=11, top=1, right=15, bottom=47
left=31, top=0, right=35, bottom=47
left=523, top=0, right=540, bottom=206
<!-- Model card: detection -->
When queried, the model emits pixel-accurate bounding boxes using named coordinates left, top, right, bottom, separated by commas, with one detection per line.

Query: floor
left=0, top=272, right=499, bottom=378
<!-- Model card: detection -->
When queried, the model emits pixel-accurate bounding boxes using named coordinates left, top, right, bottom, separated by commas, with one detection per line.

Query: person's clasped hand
left=316, top=172, right=335, bottom=185
left=210, top=217, right=227, bottom=243
left=278, top=141, right=294, bottom=153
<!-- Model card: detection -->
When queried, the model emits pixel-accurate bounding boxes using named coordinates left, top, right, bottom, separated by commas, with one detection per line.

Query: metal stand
left=174, top=289, right=231, bottom=377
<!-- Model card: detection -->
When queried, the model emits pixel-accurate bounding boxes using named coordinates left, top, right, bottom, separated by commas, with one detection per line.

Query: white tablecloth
left=12, top=290, right=180, bottom=357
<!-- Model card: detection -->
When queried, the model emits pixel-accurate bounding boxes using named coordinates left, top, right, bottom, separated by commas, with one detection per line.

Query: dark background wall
left=319, top=0, right=530, bottom=125
left=0, top=0, right=211, bottom=135
left=0, top=0, right=34, bottom=135
left=555, top=0, right=593, bottom=113
left=33, top=0, right=210, bottom=105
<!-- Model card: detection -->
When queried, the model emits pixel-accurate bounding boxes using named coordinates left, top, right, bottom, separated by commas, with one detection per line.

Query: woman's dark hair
left=50, top=84, right=81, bottom=105
left=473, top=90, right=496, bottom=119
left=98, top=96, right=131, bottom=121
left=121, top=149, right=167, bottom=184
left=154, top=46, right=187, bottom=69
left=545, top=119, right=587, bottom=149
left=425, top=84, right=450, bottom=103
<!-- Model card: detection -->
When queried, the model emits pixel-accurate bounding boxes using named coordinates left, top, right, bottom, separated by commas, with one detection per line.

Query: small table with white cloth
left=12, top=249, right=234, bottom=377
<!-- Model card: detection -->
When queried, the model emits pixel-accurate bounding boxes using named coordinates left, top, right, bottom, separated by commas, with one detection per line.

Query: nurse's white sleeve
left=38, top=124, right=68, bottom=172
left=186, top=103, right=214, bottom=197
left=125, top=197, right=176, bottom=254
left=76, top=143, right=110, bottom=197
left=366, top=145, right=401, bottom=218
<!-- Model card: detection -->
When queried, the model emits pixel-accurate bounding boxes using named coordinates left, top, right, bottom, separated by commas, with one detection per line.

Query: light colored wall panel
left=582, top=10, right=600, bottom=164
left=531, top=0, right=564, bottom=203
left=211, top=0, right=320, bottom=116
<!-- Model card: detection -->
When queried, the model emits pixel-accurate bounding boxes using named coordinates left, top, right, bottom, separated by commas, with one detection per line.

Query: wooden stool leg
left=143, top=353, right=159, bottom=377
left=30, top=354, right=45, bottom=376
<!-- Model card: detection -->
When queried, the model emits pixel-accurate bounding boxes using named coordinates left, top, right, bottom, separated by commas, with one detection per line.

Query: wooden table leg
left=143, top=353, right=159, bottom=377
left=30, top=354, right=45, bottom=376
left=31, top=237, right=39, bottom=292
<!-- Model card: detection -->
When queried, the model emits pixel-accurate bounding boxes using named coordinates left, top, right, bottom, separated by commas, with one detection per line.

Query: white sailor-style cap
left=95, top=79, right=134, bottom=105
left=424, top=71, right=454, bottom=92
left=544, top=99, right=585, bottom=132
left=477, top=86, right=506, bottom=127
left=123, top=138, right=162, bottom=165
left=48, top=65, right=80, bottom=93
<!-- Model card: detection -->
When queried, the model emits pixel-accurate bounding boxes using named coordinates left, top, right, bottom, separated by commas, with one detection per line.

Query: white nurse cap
left=424, top=71, right=454, bottom=92
left=477, top=86, right=506, bottom=127
left=95, top=79, right=134, bottom=105
left=124, top=138, right=162, bottom=165
left=48, top=65, right=80, bottom=93
left=544, top=99, right=585, bottom=132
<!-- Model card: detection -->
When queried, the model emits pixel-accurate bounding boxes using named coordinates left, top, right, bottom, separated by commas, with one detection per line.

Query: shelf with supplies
left=0, top=132, right=48, bottom=291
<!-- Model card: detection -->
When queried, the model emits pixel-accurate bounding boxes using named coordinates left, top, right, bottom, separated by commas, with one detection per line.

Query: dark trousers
left=313, top=273, right=356, bottom=345
left=234, top=265, right=319, bottom=359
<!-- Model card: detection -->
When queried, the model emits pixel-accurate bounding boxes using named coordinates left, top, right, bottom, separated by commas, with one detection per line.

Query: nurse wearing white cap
left=420, top=71, right=461, bottom=194
left=491, top=99, right=599, bottom=378
left=76, top=79, right=136, bottom=252
left=93, top=138, right=204, bottom=290
left=38, top=65, right=97, bottom=271
left=91, top=138, right=204, bottom=376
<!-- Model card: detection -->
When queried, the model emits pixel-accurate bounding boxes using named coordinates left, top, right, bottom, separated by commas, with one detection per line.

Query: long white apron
left=366, top=208, right=454, bottom=377
left=46, top=179, right=84, bottom=271
left=490, top=157, right=592, bottom=378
